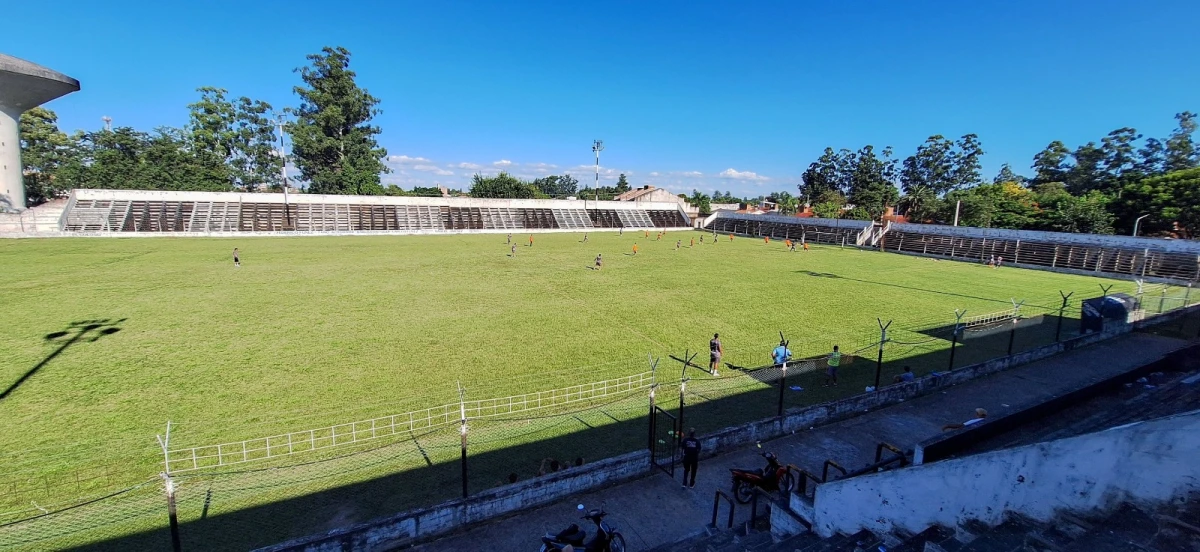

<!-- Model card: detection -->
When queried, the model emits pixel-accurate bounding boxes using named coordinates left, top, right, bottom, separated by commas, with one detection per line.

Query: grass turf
left=0, top=230, right=1138, bottom=546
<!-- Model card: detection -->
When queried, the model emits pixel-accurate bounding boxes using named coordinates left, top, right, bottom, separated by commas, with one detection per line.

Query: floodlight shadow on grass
left=0, top=318, right=126, bottom=401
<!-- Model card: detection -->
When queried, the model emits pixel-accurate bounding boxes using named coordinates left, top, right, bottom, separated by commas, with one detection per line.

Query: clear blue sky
left=5, top=0, right=1198, bottom=196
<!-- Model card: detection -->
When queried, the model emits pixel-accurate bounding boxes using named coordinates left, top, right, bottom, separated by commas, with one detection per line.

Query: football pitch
left=0, top=230, right=1133, bottom=530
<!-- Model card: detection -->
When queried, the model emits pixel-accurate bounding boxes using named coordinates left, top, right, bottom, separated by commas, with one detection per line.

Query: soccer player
left=709, top=333, right=723, bottom=376
left=583, top=233, right=589, bottom=243
left=789, top=240, right=797, bottom=252
left=594, top=253, right=603, bottom=270
left=729, top=234, right=734, bottom=242
left=528, top=234, right=534, bottom=247
left=802, top=242, right=810, bottom=251
left=511, top=243, right=516, bottom=257
left=700, top=235, right=705, bottom=244
left=995, top=256, right=1003, bottom=268
left=507, top=233, right=511, bottom=244
left=676, top=239, right=681, bottom=250
left=764, top=236, right=769, bottom=244
left=632, top=243, right=639, bottom=255
left=232, top=247, right=240, bottom=267
left=825, top=345, right=841, bottom=387
left=690, top=237, right=695, bottom=248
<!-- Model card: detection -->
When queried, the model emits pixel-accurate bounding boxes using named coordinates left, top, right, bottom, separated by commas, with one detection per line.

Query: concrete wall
left=809, top=409, right=1200, bottom=538
left=69, top=188, right=685, bottom=212
left=0, top=200, right=65, bottom=232
left=708, top=211, right=873, bottom=231
left=890, top=222, right=1200, bottom=254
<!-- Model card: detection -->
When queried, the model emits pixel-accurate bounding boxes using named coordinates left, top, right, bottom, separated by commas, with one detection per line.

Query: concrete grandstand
left=17, top=189, right=692, bottom=235
left=703, top=210, right=1200, bottom=283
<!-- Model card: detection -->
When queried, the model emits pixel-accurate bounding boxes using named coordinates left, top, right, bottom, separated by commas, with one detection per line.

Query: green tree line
left=19, top=46, right=393, bottom=205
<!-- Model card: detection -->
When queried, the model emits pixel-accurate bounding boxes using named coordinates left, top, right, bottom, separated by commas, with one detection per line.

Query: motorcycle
left=539, top=504, right=627, bottom=552
left=729, top=452, right=795, bottom=504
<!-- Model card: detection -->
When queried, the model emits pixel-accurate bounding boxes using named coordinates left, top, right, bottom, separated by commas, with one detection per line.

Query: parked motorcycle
left=539, top=504, right=627, bottom=552
left=729, top=452, right=795, bottom=503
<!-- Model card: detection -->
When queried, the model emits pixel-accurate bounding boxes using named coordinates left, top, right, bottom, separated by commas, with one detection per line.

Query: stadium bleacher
left=703, top=211, right=1200, bottom=283
left=56, top=190, right=691, bottom=234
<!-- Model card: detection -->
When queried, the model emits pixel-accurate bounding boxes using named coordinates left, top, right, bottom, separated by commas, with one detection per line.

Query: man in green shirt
left=825, top=345, right=841, bottom=387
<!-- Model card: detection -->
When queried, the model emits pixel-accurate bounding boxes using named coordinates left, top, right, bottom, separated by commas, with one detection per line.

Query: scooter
left=539, top=504, right=627, bottom=552
left=729, top=452, right=795, bottom=504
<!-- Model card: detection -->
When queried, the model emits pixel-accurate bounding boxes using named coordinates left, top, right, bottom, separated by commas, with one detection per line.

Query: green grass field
left=0, top=230, right=1142, bottom=548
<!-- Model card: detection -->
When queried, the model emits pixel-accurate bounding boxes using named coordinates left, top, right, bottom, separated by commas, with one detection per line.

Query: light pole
left=101, top=116, right=112, bottom=132
left=592, top=140, right=604, bottom=202
left=1133, top=214, right=1149, bottom=237
left=275, top=115, right=291, bottom=227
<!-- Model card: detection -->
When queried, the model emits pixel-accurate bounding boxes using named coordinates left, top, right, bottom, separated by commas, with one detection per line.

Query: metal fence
left=2, top=285, right=1197, bottom=551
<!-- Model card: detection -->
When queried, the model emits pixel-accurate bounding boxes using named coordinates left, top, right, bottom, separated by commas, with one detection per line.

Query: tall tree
left=188, top=87, right=283, bottom=192
left=950, top=133, right=984, bottom=188
left=1164, top=111, right=1198, bottom=172
left=18, top=107, right=71, bottom=206
left=1100, top=127, right=1141, bottom=182
left=800, top=147, right=849, bottom=203
left=1030, top=140, right=1072, bottom=186
left=1065, top=142, right=1105, bottom=194
left=615, top=173, right=631, bottom=193
left=688, top=190, right=712, bottom=215
left=899, top=135, right=955, bottom=215
left=469, top=172, right=538, bottom=198
left=1136, top=137, right=1166, bottom=176
left=287, top=46, right=388, bottom=195
left=992, top=163, right=1025, bottom=185
left=847, top=145, right=899, bottom=218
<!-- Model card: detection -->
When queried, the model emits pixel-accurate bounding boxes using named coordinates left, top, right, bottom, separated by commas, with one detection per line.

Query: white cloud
left=679, top=171, right=704, bottom=178
left=718, top=168, right=769, bottom=181
left=457, top=162, right=484, bottom=170
left=412, top=164, right=454, bottom=176
left=649, top=171, right=661, bottom=177
left=527, top=162, right=558, bottom=169
left=493, top=159, right=513, bottom=167
left=388, top=155, right=431, bottom=164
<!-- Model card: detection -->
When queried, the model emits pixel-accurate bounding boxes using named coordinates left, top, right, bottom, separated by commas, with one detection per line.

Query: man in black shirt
left=680, top=428, right=701, bottom=489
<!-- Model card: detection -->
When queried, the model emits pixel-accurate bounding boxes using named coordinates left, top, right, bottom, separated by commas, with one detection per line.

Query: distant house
left=616, top=185, right=707, bottom=227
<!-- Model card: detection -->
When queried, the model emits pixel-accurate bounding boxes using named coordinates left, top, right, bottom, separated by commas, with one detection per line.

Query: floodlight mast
left=592, top=140, right=604, bottom=202
left=275, top=115, right=292, bottom=227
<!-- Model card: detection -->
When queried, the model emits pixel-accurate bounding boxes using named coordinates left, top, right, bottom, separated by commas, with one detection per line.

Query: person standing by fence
left=825, top=345, right=841, bottom=386
left=680, top=428, right=701, bottom=489
left=771, top=340, right=792, bottom=366
left=709, top=333, right=723, bottom=376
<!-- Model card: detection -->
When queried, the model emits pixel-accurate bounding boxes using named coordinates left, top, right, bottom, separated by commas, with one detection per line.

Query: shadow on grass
left=796, top=270, right=1016, bottom=306
left=0, top=318, right=125, bottom=401
left=65, top=316, right=1091, bottom=551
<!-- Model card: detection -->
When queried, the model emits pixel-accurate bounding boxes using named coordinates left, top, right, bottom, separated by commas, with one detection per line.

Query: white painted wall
left=710, top=211, right=873, bottom=230
left=69, top=188, right=683, bottom=212
left=810, top=410, right=1200, bottom=538
left=0, top=105, right=22, bottom=211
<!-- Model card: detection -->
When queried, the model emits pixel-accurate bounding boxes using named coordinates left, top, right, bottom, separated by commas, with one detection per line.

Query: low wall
left=0, top=226, right=693, bottom=239
left=708, top=211, right=873, bottom=231
left=68, top=188, right=684, bottom=212
left=255, top=308, right=1190, bottom=551
left=810, top=409, right=1200, bottom=538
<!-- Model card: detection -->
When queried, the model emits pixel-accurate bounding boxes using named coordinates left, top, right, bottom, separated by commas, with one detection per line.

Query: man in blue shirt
left=771, top=341, right=792, bottom=366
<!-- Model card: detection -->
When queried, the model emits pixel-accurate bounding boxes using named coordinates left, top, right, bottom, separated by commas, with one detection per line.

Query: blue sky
left=5, top=1, right=1198, bottom=196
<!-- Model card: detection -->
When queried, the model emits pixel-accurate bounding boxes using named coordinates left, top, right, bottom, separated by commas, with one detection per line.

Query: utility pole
left=275, top=115, right=292, bottom=228
left=592, top=140, right=604, bottom=202
left=952, top=200, right=962, bottom=226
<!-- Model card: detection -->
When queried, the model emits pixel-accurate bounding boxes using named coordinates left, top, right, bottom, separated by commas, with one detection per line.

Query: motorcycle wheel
left=608, top=532, right=627, bottom=552
left=780, top=471, right=796, bottom=493
left=734, top=480, right=754, bottom=504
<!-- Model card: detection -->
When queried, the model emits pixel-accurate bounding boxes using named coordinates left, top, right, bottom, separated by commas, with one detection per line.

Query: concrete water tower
left=0, top=53, right=80, bottom=211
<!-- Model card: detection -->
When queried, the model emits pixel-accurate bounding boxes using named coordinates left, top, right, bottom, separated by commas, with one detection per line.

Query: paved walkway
left=410, top=333, right=1189, bottom=551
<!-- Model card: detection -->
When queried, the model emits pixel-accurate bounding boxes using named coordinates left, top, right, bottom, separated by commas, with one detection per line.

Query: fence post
left=647, top=355, right=659, bottom=454
left=949, top=310, right=965, bottom=370
left=1159, top=287, right=1168, bottom=314
left=157, top=423, right=182, bottom=552
left=1098, top=284, right=1114, bottom=332
left=874, top=319, right=891, bottom=391
left=457, top=382, right=469, bottom=499
left=1007, top=299, right=1025, bottom=356
left=777, top=361, right=787, bottom=418
left=1055, top=292, right=1073, bottom=342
